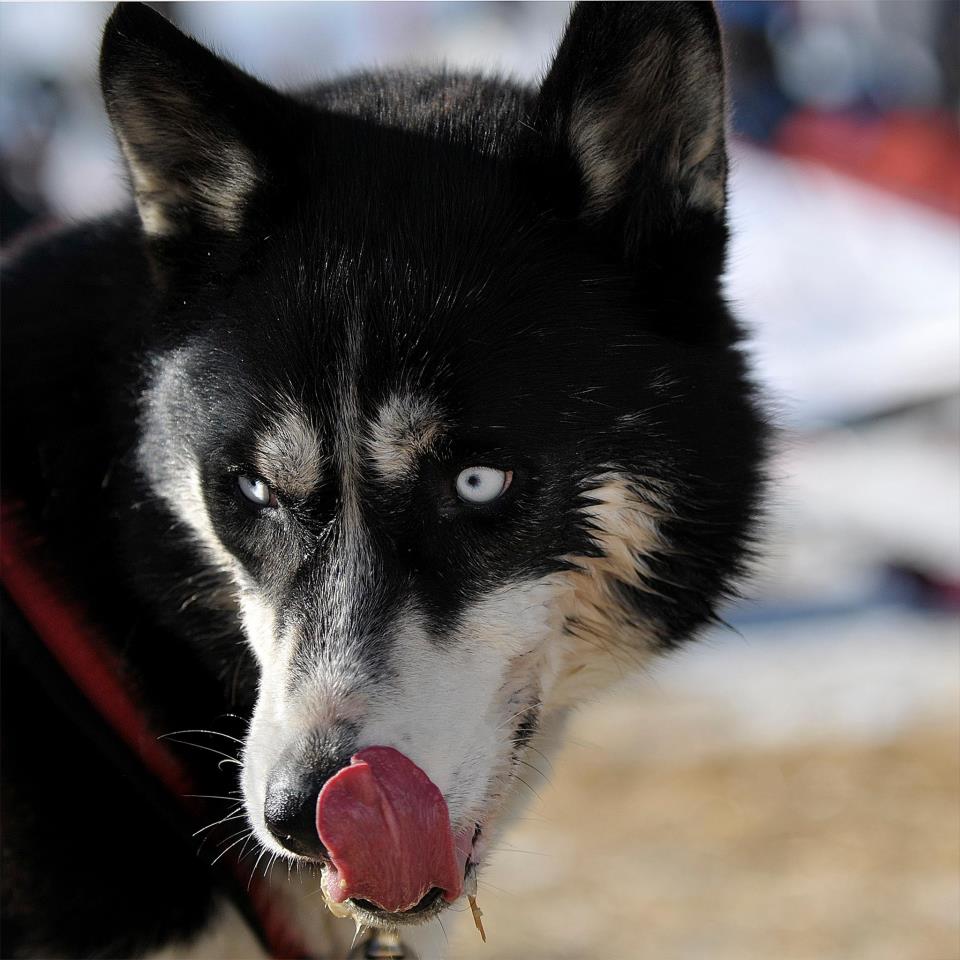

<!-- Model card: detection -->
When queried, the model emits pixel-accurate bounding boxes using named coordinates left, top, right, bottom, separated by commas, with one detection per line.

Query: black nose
left=264, top=735, right=353, bottom=859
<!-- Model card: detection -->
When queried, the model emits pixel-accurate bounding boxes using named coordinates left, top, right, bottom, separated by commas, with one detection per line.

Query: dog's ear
left=535, top=1, right=728, bottom=262
left=100, top=3, right=285, bottom=239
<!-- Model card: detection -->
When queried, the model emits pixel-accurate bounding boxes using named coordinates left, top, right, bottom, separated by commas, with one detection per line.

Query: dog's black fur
left=1, top=4, right=766, bottom=956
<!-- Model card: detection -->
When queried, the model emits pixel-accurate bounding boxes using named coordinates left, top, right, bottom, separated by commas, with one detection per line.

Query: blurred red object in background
left=777, top=110, right=960, bottom=217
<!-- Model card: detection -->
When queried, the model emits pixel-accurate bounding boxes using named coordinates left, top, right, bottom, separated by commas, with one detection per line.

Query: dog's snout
left=263, top=738, right=352, bottom=859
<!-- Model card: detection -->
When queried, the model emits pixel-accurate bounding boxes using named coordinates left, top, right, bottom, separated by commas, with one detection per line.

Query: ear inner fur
left=99, top=3, right=279, bottom=238
left=535, top=2, right=729, bottom=245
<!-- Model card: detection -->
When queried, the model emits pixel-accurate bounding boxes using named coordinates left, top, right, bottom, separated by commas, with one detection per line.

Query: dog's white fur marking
left=237, top=586, right=277, bottom=666
left=141, top=367, right=321, bottom=569
left=139, top=349, right=240, bottom=578
left=241, top=578, right=562, bottom=862
left=366, top=392, right=444, bottom=479
left=360, top=586, right=559, bottom=821
left=254, top=405, right=324, bottom=497
left=180, top=460, right=242, bottom=576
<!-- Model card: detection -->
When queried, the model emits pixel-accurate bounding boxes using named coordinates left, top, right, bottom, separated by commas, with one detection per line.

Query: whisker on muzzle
left=158, top=735, right=241, bottom=766
left=495, top=701, right=541, bottom=732
left=192, top=806, right=246, bottom=837
left=163, top=727, right=246, bottom=746
left=211, top=831, right=255, bottom=865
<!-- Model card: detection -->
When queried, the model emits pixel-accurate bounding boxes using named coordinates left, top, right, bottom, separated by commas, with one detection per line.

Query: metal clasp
left=347, top=930, right=419, bottom=960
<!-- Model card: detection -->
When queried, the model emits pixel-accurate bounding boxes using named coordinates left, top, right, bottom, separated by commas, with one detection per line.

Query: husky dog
left=1, top=2, right=765, bottom=957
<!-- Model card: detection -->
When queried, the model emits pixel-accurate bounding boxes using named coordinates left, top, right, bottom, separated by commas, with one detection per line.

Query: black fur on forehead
left=118, top=0, right=765, bottom=644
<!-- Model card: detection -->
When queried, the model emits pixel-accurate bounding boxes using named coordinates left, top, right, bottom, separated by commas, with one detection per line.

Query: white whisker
left=163, top=728, right=245, bottom=746
left=211, top=832, right=252, bottom=865
left=193, top=807, right=245, bottom=837
left=160, top=737, right=240, bottom=765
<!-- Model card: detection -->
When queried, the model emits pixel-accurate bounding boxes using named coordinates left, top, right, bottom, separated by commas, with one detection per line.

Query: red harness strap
left=0, top=501, right=308, bottom=959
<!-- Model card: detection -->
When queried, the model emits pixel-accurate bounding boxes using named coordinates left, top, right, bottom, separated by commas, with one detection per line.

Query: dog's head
left=103, top=2, right=764, bottom=926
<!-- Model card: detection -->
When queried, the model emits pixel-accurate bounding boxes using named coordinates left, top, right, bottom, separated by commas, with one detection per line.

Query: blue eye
left=455, top=467, right=512, bottom=504
left=238, top=474, right=275, bottom=508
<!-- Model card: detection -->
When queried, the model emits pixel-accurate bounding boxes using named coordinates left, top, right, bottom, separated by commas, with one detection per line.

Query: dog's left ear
left=535, top=1, right=728, bottom=262
left=100, top=3, right=288, bottom=240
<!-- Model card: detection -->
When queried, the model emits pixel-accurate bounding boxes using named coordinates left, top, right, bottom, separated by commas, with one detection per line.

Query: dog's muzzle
left=263, top=739, right=347, bottom=859
left=263, top=742, right=471, bottom=919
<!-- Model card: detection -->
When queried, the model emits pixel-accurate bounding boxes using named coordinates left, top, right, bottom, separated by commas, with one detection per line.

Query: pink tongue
left=315, top=746, right=464, bottom=914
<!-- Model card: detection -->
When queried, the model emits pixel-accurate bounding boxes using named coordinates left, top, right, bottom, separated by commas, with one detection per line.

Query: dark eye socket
left=237, top=474, right=277, bottom=509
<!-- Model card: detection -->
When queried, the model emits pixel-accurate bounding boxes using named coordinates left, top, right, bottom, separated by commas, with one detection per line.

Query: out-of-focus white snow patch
left=727, top=145, right=960, bottom=427
left=581, top=612, right=959, bottom=766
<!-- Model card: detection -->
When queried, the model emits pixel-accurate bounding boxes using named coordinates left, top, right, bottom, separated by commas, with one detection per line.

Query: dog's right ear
left=100, top=3, right=286, bottom=240
left=533, top=2, right=729, bottom=269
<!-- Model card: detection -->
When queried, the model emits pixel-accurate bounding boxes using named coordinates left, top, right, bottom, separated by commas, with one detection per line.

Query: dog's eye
left=455, top=467, right=512, bottom=504
left=238, top=474, right=276, bottom=508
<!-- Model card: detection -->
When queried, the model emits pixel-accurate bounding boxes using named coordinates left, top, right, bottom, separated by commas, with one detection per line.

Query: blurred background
left=1, top=3, right=957, bottom=958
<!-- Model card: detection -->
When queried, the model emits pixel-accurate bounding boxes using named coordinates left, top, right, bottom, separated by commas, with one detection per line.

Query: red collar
left=1, top=500, right=307, bottom=959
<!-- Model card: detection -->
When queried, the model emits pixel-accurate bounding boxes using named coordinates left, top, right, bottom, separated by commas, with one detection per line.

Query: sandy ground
left=447, top=619, right=960, bottom=960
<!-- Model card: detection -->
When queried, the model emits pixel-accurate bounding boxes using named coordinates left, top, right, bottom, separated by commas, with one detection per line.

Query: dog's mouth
left=317, top=827, right=482, bottom=927
left=313, top=747, right=482, bottom=926
left=351, top=884, right=444, bottom=919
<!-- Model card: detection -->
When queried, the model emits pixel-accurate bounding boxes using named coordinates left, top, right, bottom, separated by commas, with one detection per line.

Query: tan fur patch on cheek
left=550, top=473, right=670, bottom=701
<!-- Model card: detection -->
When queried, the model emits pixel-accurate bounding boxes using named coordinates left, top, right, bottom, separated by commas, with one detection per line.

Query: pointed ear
left=100, top=3, right=285, bottom=239
left=535, top=1, right=729, bottom=259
